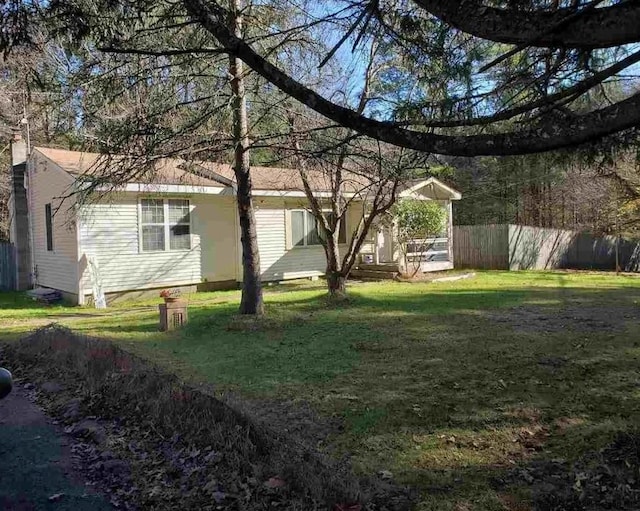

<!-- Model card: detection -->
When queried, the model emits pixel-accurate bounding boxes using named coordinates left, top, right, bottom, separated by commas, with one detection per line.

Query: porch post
left=393, top=220, right=405, bottom=273
left=447, top=201, right=454, bottom=264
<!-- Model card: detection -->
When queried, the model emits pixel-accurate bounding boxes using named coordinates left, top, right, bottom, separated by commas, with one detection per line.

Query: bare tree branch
left=182, top=0, right=640, bottom=156
left=398, top=48, right=640, bottom=129
left=98, top=47, right=228, bottom=56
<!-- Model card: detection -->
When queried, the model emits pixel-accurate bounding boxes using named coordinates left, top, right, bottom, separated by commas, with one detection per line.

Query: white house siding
left=78, top=193, right=226, bottom=296
left=28, top=153, right=79, bottom=294
left=346, top=202, right=377, bottom=260
left=254, top=197, right=332, bottom=281
left=192, top=196, right=237, bottom=282
left=253, top=196, right=456, bottom=278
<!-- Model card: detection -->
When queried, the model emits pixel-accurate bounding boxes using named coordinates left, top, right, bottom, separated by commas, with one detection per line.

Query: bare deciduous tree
left=290, top=133, right=409, bottom=296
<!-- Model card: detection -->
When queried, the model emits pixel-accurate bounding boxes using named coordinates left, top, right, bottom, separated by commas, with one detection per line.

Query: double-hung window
left=140, top=198, right=191, bottom=252
left=290, top=210, right=346, bottom=247
left=168, top=199, right=191, bottom=250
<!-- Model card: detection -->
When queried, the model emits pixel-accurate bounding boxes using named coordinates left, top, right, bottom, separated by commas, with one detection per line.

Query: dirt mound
left=3, top=325, right=411, bottom=511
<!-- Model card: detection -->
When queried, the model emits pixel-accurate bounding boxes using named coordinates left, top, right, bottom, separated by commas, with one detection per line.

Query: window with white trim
left=290, top=210, right=346, bottom=247
left=168, top=199, right=191, bottom=250
left=140, top=198, right=191, bottom=252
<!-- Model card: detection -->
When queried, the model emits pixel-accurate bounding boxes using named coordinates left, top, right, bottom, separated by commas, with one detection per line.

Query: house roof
left=33, top=147, right=349, bottom=192
left=32, top=146, right=461, bottom=198
left=400, top=177, right=462, bottom=200
left=34, top=147, right=221, bottom=188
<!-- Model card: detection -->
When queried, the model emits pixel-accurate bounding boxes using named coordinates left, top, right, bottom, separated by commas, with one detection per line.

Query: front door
left=376, top=226, right=394, bottom=263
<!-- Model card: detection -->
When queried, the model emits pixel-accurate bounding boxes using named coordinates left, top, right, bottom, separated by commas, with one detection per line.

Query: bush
left=394, top=200, right=447, bottom=276
left=394, top=200, right=446, bottom=242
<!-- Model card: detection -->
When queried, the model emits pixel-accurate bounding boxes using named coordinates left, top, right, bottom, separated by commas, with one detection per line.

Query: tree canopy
left=2, top=1, right=639, bottom=157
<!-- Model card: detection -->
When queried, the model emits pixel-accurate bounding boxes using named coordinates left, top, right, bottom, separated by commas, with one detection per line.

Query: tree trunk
left=290, top=123, right=349, bottom=299
left=327, top=272, right=346, bottom=296
left=235, top=168, right=264, bottom=315
left=324, top=232, right=346, bottom=298
left=229, top=0, right=263, bottom=315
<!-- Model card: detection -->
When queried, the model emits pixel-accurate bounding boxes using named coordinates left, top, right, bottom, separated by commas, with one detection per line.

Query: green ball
left=0, top=368, right=12, bottom=400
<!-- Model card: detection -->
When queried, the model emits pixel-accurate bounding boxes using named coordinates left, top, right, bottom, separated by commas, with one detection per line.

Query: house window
left=140, top=198, right=191, bottom=252
left=290, top=210, right=346, bottom=247
left=45, top=203, right=53, bottom=251
left=141, top=199, right=165, bottom=251
left=168, top=199, right=191, bottom=250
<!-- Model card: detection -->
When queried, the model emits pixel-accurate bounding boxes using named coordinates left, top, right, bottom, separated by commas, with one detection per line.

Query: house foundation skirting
left=83, top=281, right=237, bottom=306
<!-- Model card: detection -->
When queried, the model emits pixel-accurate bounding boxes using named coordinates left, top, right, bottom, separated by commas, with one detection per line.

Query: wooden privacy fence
left=453, top=224, right=640, bottom=272
left=0, top=241, right=17, bottom=290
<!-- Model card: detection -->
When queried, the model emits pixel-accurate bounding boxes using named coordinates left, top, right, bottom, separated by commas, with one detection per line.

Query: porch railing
left=405, top=237, right=450, bottom=262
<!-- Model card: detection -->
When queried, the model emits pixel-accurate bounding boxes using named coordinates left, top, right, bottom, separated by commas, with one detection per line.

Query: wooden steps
left=351, top=263, right=400, bottom=281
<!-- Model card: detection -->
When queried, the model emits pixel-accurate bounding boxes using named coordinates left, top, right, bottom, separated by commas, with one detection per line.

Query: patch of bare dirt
left=498, top=431, right=640, bottom=510
left=395, top=271, right=475, bottom=283
left=485, top=305, right=640, bottom=333
left=194, top=380, right=344, bottom=458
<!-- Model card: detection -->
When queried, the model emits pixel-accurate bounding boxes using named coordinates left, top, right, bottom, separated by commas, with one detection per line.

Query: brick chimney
left=9, top=131, right=32, bottom=290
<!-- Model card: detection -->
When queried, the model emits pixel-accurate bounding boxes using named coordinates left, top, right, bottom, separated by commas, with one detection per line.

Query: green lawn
left=2, top=271, right=640, bottom=510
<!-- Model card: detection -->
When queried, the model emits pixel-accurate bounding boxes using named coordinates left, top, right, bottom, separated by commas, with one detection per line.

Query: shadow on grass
left=0, top=291, right=75, bottom=312
left=73, top=323, right=160, bottom=334
left=129, top=283, right=640, bottom=508
left=348, top=284, right=635, bottom=313
left=145, top=284, right=640, bottom=406
left=5, top=278, right=639, bottom=510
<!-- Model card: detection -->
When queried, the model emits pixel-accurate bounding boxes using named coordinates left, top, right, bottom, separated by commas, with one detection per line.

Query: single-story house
left=9, top=138, right=461, bottom=304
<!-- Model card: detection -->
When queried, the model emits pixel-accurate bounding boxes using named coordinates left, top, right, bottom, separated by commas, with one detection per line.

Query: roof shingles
left=33, top=147, right=341, bottom=192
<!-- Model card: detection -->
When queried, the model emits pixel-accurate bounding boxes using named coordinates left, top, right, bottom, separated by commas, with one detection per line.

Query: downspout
left=22, top=110, right=35, bottom=289
left=76, top=214, right=85, bottom=305
left=231, top=184, right=243, bottom=284
left=448, top=200, right=454, bottom=266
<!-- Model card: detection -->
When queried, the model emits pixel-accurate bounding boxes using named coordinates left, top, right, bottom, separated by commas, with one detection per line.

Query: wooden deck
left=350, top=263, right=400, bottom=281
left=350, top=259, right=455, bottom=280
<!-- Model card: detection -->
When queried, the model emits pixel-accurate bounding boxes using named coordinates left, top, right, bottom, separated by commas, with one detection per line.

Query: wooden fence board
left=0, top=241, right=17, bottom=290
left=453, top=224, right=640, bottom=272
left=452, top=224, right=509, bottom=269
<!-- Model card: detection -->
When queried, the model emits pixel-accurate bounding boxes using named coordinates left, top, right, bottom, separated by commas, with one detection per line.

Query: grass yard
left=2, top=270, right=640, bottom=509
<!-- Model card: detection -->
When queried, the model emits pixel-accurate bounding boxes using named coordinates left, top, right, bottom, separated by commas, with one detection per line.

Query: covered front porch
left=351, top=178, right=461, bottom=279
